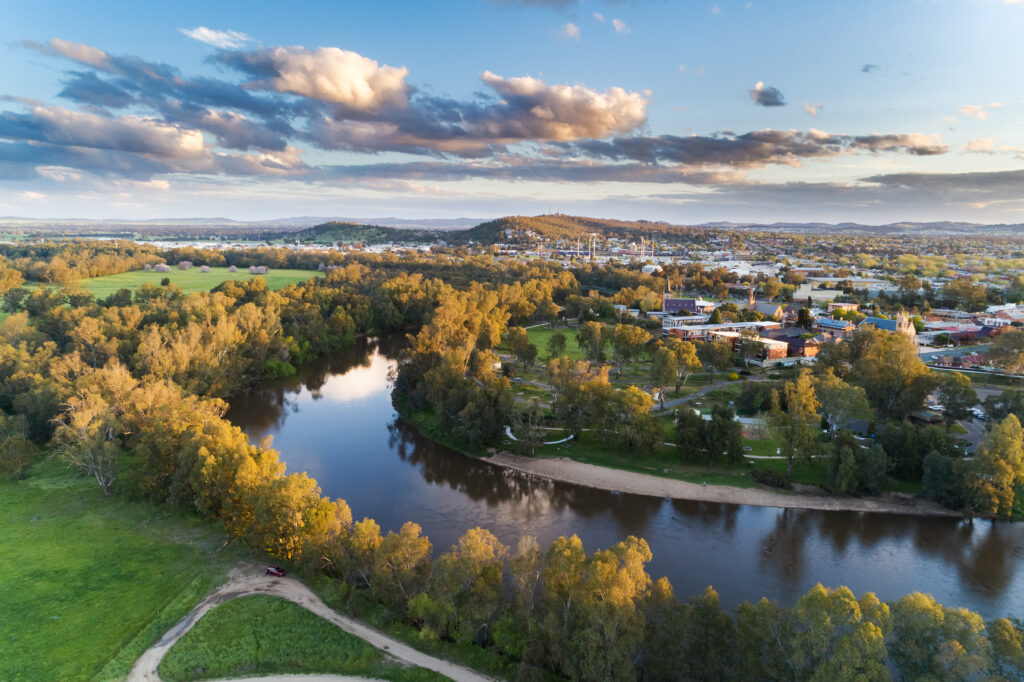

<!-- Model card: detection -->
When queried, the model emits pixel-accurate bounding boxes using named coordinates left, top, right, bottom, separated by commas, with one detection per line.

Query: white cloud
left=479, top=71, right=647, bottom=140
left=562, top=22, right=581, bottom=41
left=612, top=18, right=630, bottom=34
left=711, top=5, right=722, bottom=14
left=179, top=27, right=251, bottom=49
left=593, top=12, right=606, bottom=22
left=803, top=102, right=822, bottom=117
left=242, top=47, right=410, bottom=112
left=961, top=137, right=995, bottom=154
left=989, top=101, right=1005, bottom=109
left=958, top=104, right=987, bottom=120
left=19, top=191, right=45, bottom=200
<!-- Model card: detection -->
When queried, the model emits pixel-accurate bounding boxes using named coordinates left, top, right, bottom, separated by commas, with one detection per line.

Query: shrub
left=160, top=277, right=171, bottom=286
left=727, top=372, right=740, bottom=381
left=752, top=468, right=791, bottom=489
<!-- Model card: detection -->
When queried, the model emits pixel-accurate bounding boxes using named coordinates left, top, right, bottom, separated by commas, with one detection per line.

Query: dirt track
left=127, top=563, right=492, bottom=682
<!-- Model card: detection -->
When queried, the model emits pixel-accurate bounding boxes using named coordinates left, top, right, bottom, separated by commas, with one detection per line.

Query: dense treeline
left=0, top=245, right=1021, bottom=680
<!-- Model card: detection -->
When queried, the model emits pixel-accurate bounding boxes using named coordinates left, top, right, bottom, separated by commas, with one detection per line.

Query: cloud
left=961, top=138, right=995, bottom=154
left=989, top=101, right=1005, bottom=109
left=476, top=71, right=647, bottom=140
left=24, top=38, right=111, bottom=69
left=861, top=64, right=879, bottom=74
left=562, top=22, right=581, bottom=40
left=803, top=102, right=821, bottom=117
left=612, top=18, right=630, bottom=34
left=0, top=103, right=206, bottom=158
left=593, top=12, right=606, bottom=22
left=219, top=46, right=411, bottom=113
left=958, top=104, right=987, bottom=120
left=749, top=81, right=785, bottom=107
left=179, top=27, right=251, bottom=49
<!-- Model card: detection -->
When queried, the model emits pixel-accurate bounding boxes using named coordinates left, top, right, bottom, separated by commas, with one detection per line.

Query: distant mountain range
left=1, top=215, right=1022, bottom=238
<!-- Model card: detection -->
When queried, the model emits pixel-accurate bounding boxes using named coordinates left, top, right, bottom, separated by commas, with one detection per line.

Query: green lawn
left=75, top=267, right=323, bottom=298
left=525, top=325, right=584, bottom=361
left=0, top=459, right=245, bottom=681
left=159, top=595, right=443, bottom=682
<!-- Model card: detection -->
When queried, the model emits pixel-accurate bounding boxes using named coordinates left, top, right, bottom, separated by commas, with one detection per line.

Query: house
left=744, top=286, right=785, bottom=321
left=858, top=312, right=917, bottom=340
left=827, top=301, right=860, bottom=313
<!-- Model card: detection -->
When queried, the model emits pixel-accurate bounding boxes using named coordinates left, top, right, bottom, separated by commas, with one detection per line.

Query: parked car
left=265, top=566, right=287, bottom=577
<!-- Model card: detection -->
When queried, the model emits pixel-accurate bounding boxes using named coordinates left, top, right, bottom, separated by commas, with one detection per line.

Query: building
left=662, top=314, right=712, bottom=331
left=709, top=331, right=790, bottom=361
left=858, top=312, right=917, bottom=340
left=662, top=277, right=718, bottom=315
left=827, top=301, right=860, bottom=313
left=814, top=317, right=856, bottom=336
left=665, top=320, right=781, bottom=342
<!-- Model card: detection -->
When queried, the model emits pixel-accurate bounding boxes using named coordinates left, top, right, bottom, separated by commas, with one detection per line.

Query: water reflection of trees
left=387, top=417, right=664, bottom=534
left=755, top=507, right=1023, bottom=603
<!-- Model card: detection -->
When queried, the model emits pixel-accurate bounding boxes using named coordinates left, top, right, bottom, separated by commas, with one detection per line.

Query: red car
left=265, top=566, right=287, bottom=577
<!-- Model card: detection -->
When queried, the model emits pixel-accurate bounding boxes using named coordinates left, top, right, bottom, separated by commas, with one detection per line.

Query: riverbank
left=483, top=451, right=962, bottom=518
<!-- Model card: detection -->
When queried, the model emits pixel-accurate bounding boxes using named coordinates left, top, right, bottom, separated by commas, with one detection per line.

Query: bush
left=160, top=277, right=171, bottom=286
left=264, top=357, right=297, bottom=379
left=739, top=369, right=752, bottom=376
left=752, top=468, right=791, bottom=489
left=727, top=372, right=740, bottom=381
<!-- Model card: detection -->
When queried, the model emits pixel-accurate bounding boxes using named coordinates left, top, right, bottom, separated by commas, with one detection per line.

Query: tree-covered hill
left=287, top=221, right=448, bottom=245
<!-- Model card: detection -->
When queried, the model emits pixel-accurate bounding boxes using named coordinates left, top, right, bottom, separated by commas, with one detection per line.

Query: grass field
left=0, top=459, right=246, bottom=681
left=524, top=325, right=584, bottom=360
left=159, top=595, right=444, bottom=682
left=73, top=267, right=323, bottom=298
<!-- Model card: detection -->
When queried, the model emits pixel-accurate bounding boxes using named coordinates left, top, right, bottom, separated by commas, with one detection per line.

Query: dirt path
left=127, top=563, right=493, bottom=682
left=485, top=452, right=960, bottom=517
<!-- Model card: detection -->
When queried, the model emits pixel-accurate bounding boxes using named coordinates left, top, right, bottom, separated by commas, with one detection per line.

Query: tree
left=515, top=397, right=547, bottom=456
left=507, top=326, right=536, bottom=367
left=989, top=328, right=1024, bottom=377
left=852, top=326, right=935, bottom=419
left=410, top=527, right=509, bottom=644
left=708, top=308, right=723, bottom=324
left=650, top=347, right=678, bottom=408
left=737, top=329, right=760, bottom=368
left=51, top=391, right=124, bottom=496
left=796, top=307, right=813, bottom=329
left=576, top=321, right=606, bottom=363
left=815, top=368, right=871, bottom=436
left=922, top=452, right=966, bottom=509
left=890, top=592, right=992, bottom=681
left=984, top=389, right=1024, bottom=422
left=609, top=324, right=651, bottom=377
left=769, top=369, right=821, bottom=480
left=614, top=386, right=661, bottom=453
left=697, top=339, right=732, bottom=384
left=967, top=414, right=1024, bottom=517
left=545, top=331, right=567, bottom=358
left=664, top=337, right=701, bottom=392
left=761, top=277, right=782, bottom=302
left=0, top=413, right=35, bottom=479
left=936, top=371, right=978, bottom=429
left=369, top=521, right=433, bottom=611
left=704, top=406, right=743, bottom=465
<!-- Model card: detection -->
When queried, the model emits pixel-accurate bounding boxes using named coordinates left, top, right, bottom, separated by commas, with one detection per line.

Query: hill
left=287, top=221, right=449, bottom=245
left=458, top=214, right=700, bottom=244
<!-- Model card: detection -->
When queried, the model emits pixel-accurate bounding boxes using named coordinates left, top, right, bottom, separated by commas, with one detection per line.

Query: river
left=227, top=336, right=1024, bottom=619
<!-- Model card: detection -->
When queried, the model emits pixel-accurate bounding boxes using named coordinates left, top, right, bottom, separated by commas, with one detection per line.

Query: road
left=127, top=563, right=493, bottom=682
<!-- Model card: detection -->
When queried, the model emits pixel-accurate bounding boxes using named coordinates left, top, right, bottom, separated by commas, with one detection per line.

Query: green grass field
left=73, top=267, right=323, bottom=298
left=0, top=459, right=246, bottom=681
left=159, top=595, right=444, bottom=682
left=524, top=325, right=584, bottom=360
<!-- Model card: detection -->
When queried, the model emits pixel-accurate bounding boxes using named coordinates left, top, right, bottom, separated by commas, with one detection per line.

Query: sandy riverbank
left=485, top=452, right=962, bottom=518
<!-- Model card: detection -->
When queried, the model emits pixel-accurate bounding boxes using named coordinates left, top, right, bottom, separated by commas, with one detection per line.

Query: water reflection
left=226, top=336, right=1024, bottom=619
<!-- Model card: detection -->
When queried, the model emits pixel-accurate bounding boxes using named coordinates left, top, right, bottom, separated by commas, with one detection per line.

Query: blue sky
left=1, top=0, right=1023, bottom=223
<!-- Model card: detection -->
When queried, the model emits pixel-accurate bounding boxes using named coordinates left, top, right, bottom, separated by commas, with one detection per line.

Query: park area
left=72, top=267, right=323, bottom=298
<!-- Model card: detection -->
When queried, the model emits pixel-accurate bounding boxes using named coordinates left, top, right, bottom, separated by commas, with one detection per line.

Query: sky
left=1, top=0, right=1023, bottom=224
